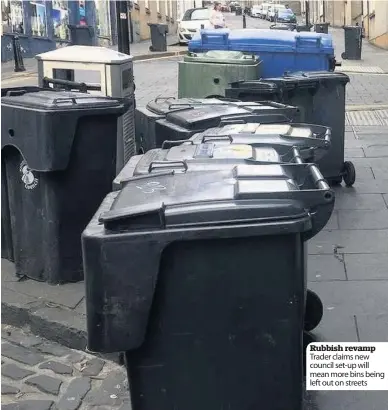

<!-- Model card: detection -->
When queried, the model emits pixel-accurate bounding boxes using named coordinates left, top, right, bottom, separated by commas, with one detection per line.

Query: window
left=31, top=1, right=48, bottom=37
left=1, top=0, right=24, bottom=34
left=95, top=0, right=111, bottom=38
left=51, top=0, right=69, bottom=40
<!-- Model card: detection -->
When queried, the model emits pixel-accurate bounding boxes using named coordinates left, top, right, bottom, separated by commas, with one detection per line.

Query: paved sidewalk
left=1, top=324, right=130, bottom=410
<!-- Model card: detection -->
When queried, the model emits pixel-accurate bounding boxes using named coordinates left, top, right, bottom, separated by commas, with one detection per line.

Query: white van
left=259, top=3, right=271, bottom=19
left=251, top=5, right=262, bottom=18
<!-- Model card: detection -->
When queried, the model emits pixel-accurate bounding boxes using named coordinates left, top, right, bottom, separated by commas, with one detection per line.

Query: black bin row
left=1, top=69, right=353, bottom=410
left=82, top=71, right=355, bottom=409
left=135, top=71, right=355, bottom=186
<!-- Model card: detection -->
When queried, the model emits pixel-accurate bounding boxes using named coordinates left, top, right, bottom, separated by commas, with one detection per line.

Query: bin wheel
left=149, top=45, right=154, bottom=52
left=342, top=161, right=356, bottom=187
left=341, top=51, right=347, bottom=60
left=304, top=289, right=323, bottom=332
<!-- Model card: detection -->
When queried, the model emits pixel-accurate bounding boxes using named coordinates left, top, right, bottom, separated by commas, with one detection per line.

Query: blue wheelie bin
left=189, top=29, right=335, bottom=77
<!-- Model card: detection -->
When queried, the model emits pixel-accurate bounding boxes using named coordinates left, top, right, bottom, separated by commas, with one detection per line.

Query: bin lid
left=101, top=165, right=310, bottom=229
left=192, top=29, right=334, bottom=54
left=146, top=97, right=230, bottom=115
left=1, top=88, right=129, bottom=172
left=36, top=45, right=132, bottom=64
left=230, top=70, right=350, bottom=93
left=184, top=50, right=259, bottom=64
left=101, top=162, right=334, bottom=232
left=1, top=89, right=125, bottom=111
left=133, top=144, right=283, bottom=174
left=203, top=123, right=313, bottom=138
left=190, top=123, right=331, bottom=160
left=283, top=71, right=350, bottom=83
left=165, top=105, right=254, bottom=129
left=165, top=101, right=295, bottom=129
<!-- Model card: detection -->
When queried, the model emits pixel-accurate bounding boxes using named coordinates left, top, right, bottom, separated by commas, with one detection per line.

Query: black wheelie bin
left=148, top=23, right=168, bottom=52
left=135, top=97, right=300, bottom=153
left=342, top=25, right=363, bottom=60
left=225, top=72, right=354, bottom=186
left=1, top=87, right=129, bottom=284
left=82, top=162, right=334, bottom=410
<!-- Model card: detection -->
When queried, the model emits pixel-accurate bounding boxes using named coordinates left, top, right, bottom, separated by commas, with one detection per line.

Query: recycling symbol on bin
left=19, top=160, right=39, bottom=190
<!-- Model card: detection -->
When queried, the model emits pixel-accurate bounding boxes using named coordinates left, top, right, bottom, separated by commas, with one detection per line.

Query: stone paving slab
left=1, top=324, right=130, bottom=410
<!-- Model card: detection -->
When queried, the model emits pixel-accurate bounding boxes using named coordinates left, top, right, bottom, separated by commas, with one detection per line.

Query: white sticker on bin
left=253, top=148, right=281, bottom=162
left=236, top=179, right=298, bottom=195
left=289, top=127, right=313, bottom=138
left=235, top=164, right=287, bottom=178
left=254, top=124, right=291, bottom=135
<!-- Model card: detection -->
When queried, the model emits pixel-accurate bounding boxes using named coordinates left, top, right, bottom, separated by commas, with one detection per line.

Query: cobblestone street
left=1, top=325, right=130, bottom=410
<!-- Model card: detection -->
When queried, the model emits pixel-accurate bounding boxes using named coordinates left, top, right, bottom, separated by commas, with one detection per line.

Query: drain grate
left=336, top=65, right=385, bottom=74
left=346, top=110, right=388, bottom=126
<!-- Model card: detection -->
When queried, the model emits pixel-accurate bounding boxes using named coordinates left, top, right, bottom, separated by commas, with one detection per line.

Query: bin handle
left=42, top=77, right=101, bottom=92
left=162, top=140, right=194, bottom=149
left=202, top=135, right=233, bottom=143
left=291, top=148, right=330, bottom=191
left=43, top=77, right=86, bottom=92
left=219, top=119, right=247, bottom=126
left=167, top=101, right=231, bottom=110
left=295, top=35, right=322, bottom=48
left=323, top=128, right=331, bottom=145
left=155, top=96, right=176, bottom=103
left=167, top=103, right=196, bottom=110
left=201, top=31, right=229, bottom=45
left=148, top=161, right=188, bottom=173
left=278, top=124, right=331, bottom=146
left=292, top=147, right=304, bottom=165
left=53, top=97, right=78, bottom=105
left=307, top=163, right=331, bottom=191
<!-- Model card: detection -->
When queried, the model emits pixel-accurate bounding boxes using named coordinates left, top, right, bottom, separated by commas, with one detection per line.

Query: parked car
left=251, top=4, right=262, bottom=17
left=177, top=8, right=212, bottom=45
left=221, top=4, right=230, bottom=12
left=259, top=3, right=271, bottom=19
left=267, top=4, right=286, bottom=21
left=276, top=8, right=297, bottom=23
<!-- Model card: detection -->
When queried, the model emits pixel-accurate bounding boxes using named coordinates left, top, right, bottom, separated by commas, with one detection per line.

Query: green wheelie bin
left=178, top=50, right=260, bottom=99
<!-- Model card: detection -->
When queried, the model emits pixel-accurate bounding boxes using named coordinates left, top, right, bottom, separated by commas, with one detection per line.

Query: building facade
left=129, top=0, right=178, bottom=43
left=1, top=0, right=179, bottom=62
left=300, top=0, right=388, bottom=49
left=1, top=0, right=97, bottom=62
